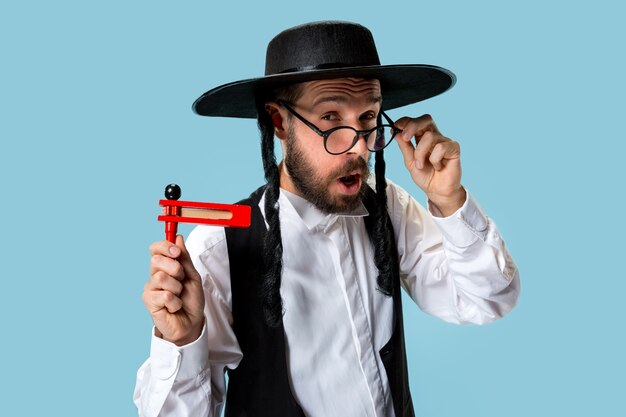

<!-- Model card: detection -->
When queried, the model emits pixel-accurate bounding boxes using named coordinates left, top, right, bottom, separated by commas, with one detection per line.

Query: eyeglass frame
left=277, top=99, right=403, bottom=155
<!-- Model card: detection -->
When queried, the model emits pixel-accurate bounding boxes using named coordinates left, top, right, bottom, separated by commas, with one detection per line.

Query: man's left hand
left=394, top=114, right=466, bottom=217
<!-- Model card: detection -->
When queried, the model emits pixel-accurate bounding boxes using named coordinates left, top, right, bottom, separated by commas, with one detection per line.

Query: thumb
left=174, top=235, right=202, bottom=283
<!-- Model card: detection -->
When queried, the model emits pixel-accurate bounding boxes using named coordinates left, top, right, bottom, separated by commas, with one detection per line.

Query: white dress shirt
left=134, top=179, right=520, bottom=417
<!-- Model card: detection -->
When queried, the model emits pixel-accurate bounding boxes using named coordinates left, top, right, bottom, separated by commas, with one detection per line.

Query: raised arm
left=135, top=230, right=242, bottom=416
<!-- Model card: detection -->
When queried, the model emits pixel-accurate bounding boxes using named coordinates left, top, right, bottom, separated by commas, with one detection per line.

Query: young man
left=135, top=21, right=520, bottom=417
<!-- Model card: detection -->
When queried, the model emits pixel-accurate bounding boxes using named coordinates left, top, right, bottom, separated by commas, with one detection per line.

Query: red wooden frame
left=158, top=199, right=251, bottom=242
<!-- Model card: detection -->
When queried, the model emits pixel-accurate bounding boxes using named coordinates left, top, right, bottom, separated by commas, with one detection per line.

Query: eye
left=321, top=113, right=339, bottom=121
left=360, top=112, right=377, bottom=128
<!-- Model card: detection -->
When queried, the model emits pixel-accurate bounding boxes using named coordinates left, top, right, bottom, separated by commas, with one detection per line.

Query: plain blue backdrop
left=1, top=1, right=624, bottom=416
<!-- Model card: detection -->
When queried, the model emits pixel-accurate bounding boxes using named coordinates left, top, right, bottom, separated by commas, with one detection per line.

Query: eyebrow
left=312, top=95, right=383, bottom=107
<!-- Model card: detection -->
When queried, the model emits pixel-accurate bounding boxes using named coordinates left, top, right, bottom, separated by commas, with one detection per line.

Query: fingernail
left=169, top=246, right=180, bottom=257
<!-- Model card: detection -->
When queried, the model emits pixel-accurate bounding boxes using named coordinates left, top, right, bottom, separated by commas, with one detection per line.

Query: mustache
left=329, top=156, right=370, bottom=180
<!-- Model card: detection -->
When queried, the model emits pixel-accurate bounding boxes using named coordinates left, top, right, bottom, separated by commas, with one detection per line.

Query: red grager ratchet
left=158, top=184, right=251, bottom=243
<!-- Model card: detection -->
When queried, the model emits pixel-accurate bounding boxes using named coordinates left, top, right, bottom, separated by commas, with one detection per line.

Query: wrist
left=428, top=187, right=466, bottom=217
left=156, top=320, right=205, bottom=347
left=168, top=329, right=202, bottom=347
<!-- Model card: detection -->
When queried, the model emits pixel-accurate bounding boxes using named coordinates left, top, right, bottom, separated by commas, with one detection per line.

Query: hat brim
left=192, top=64, right=456, bottom=118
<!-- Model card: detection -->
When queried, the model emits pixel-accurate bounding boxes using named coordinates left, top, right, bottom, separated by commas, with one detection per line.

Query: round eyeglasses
left=278, top=100, right=402, bottom=155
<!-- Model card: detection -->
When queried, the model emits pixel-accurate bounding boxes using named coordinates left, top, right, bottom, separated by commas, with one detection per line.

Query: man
left=135, top=21, right=520, bottom=417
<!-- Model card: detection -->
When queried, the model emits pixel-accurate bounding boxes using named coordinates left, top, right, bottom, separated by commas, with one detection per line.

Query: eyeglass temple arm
left=277, top=100, right=326, bottom=136
left=381, top=111, right=402, bottom=134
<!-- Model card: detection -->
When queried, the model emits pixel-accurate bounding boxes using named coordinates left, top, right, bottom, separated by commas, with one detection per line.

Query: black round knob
left=164, top=184, right=181, bottom=200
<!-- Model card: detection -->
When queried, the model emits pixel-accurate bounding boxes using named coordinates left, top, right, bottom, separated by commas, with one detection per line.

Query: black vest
left=224, top=186, right=415, bottom=417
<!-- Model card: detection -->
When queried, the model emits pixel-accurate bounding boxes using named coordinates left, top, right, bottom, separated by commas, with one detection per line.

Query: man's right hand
left=143, top=235, right=206, bottom=346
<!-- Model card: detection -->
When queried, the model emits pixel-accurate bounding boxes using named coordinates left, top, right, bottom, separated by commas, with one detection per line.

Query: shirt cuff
left=428, top=190, right=489, bottom=248
left=149, top=324, right=209, bottom=381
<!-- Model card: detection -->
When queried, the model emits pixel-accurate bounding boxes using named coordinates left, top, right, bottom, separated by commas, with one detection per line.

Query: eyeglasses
left=278, top=100, right=402, bottom=155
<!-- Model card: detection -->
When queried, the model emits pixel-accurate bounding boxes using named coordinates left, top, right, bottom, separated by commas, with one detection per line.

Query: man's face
left=280, top=78, right=382, bottom=213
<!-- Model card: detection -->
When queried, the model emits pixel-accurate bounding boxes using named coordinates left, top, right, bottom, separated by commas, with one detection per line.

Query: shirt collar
left=259, top=187, right=369, bottom=231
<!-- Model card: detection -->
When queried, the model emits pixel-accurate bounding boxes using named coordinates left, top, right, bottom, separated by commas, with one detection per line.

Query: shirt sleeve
left=387, top=181, right=520, bottom=324
left=134, top=226, right=243, bottom=416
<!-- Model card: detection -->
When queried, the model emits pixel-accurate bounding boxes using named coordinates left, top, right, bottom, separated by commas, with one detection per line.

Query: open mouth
left=336, top=173, right=362, bottom=194
left=339, top=174, right=358, bottom=186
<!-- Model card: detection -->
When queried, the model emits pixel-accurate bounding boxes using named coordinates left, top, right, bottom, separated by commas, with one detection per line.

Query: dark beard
left=284, top=127, right=371, bottom=214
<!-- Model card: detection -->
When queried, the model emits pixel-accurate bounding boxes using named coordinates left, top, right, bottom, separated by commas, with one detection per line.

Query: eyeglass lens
left=325, top=126, right=396, bottom=154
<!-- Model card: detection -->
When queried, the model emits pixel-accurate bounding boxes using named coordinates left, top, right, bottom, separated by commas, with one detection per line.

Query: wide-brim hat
left=193, top=21, right=456, bottom=118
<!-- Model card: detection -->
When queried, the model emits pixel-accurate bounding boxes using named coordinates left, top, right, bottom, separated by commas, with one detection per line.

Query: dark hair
left=372, top=116, right=393, bottom=296
left=256, top=83, right=394, bottom=327
left=256, top=93, right=284, bottom=327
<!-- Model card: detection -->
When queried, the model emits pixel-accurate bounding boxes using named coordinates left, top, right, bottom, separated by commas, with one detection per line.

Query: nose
left=347, top=131, right=370, bottom=155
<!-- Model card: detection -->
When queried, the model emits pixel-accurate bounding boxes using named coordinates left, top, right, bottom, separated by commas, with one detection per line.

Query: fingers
left=145, top=235, right=202, bottom=316
left=394, top=114, right=439, bottom=139
left=142, top=287, right=183, bottom=314
left=429, top=141, right=460, bottom=170
left=414, top=131, right=437, bottom=170
left=143, top=236, right=206, bottom=345
left=150, top=254, right=184, bottom=279
left=149, top=239, right=181, bottom=258
left=144, top=268, right=185, bottom=314
left=146, top=270, right=184, bottom=295
left=149, top=236, right=201, bottom=284
left=394, top=114, right=459, bottom=171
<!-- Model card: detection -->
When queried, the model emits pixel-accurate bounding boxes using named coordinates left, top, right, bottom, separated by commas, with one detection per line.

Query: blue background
left=2, top=1, right=624, bottom=416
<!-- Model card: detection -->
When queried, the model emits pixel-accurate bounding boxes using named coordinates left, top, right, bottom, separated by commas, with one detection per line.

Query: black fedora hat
left=193, top=21, right=456, bottom=118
